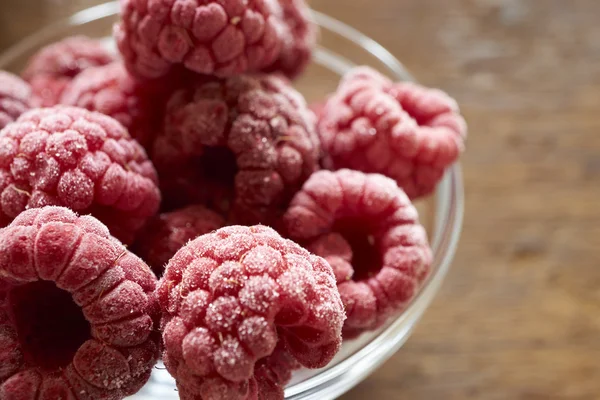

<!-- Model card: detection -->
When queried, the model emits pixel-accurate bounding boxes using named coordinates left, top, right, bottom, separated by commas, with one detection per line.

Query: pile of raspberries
left=0, top=0, right=467, bottom=399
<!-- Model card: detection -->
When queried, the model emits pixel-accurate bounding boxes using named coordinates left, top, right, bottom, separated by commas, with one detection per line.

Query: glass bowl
left=0, top=3, right=464, bottom=399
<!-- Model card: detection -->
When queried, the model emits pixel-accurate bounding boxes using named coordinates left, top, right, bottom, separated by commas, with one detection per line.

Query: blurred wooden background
left=2, top=0, right=600, bottom=399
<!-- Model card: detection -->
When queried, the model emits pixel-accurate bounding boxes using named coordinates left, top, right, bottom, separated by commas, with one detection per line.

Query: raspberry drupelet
left=61, top=62, right=175, bottom=151
left=156, top=225, right=345, bottom=399
left=115, top=0, right=287, bottom=79
left=317, top=66, right=467, bottom=199
left=0, top=207, right=160, bottom=400
left=0, top=71, right=32, bottom=130
left=0, top=106, right=161, bottom=244
left=134, top=205, right=226, bottom=276
left=283, top=169, right=432, bottom=338
left=153, top=73, right=320, bottom=225
left=22, top=36, right=115, bottom=107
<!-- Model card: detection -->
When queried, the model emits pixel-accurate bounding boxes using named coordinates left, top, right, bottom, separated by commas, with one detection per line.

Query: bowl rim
left=0, top=3, right=465, bottom=399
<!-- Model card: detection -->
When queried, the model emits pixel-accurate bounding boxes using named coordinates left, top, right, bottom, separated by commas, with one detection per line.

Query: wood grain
left=1, top=0, right=600, bottom=399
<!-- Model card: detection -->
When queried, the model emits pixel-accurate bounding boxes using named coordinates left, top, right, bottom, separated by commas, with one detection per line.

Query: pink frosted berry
left=153, top=73, right=320, bottom=225
left=318, top=66, right=467, bottom=198
left=61, top=62, right=176, bottom=151
left=0, top=207, right=159, bottom=399
left=0, top=106, right=161, bottom=244
left=22, top=36, right=115, bottom=107
left=134, top=205, right=226, bottom=276
left=156, top=225, right=344, bottom=398
left=284, top=169, right=432, bottom=337
left=115, top=0, right=287, bottom=79
left=0, top=71, right=32, bottom=130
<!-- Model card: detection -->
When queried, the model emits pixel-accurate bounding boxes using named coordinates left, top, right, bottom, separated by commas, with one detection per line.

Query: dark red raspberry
left=22, top=36, right=115, bottom=107
left=156, top=225, right=344, bottom=399
left=0, top=71, right=32, bottom=130
left=0, top=207, right=159, bottom=399
left=61, top=62, right=174, bottom=151
left=318, top=66, right=467, bottom=199
left=284, top=169, right=432, bottom=338
left=265, top=0, right=317, bottom=79
left=115, top=0, right=287, bottom=79
left=134, top=205, right=226, bottom=276
left=0, top=106, right=161, bottom=244
left=153, top=74, right=320, bottom=225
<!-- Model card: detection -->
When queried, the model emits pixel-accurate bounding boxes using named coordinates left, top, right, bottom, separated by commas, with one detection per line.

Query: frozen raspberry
left=0, top=207, right=159, bottom=399
left=318, top=66, right=467, bottom=199
left=115, top=0, right=288, bottom=79
left=153, top=74, right=320, bottom=225
left=265, top=0, right=317, bottom=79
left=0, top=106, right=161, bottom=244
left=22, top=36, right=115, bottom=107
left=156, top=225, right=344, bottom=399
left=0, top=71, right=32, bottom=130
left=284, top=169, right=432, bottom=337
left=61, top=62, right=176, bottom=151
left=134, top=205, right=226, bottom=276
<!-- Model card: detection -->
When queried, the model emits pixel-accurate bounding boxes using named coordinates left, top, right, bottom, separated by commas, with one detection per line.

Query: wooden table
left=2, top=0, right=599, bottom=399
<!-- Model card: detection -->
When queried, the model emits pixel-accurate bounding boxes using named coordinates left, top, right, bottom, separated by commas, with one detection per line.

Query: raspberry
left=283, top=169, right=432, bottom=337
left=134, top=205, right=226, bottom=276
left=0, top=106, right=161, bottom=244
left=265, top=0, right=317, bottom=79
left=156, top=225, right=344, bottom=399
left=115, top=0, right=287, bottom=79
left=0, top=71, right=32, bottom=130
left=22, top=36, right=115, bottom=107
left=153, top=74, right=320, bottom=225
left=318, top=66, right=467, bottom=198
left=0, top=207, right=159, bottom=399
left=61, top=62, right=174, bottom=151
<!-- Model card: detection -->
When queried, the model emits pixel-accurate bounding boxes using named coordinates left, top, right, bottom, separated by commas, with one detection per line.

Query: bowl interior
left=0, top=3, right=463, bottom=399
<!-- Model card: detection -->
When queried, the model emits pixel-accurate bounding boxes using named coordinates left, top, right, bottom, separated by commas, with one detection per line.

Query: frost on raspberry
left=0, top=106, right=161, bottom=244
left=115, top=0, right=289, bottom=79
left=0, top=71, right=32, bottom=130
left=318, top=66, right=467, bottom=199
left=0, top=207, right=159, bottom=399
left=134, top=205, right=226, bottom=276
left=156, top=225, right=344, bottom=399
left=153, top=74, right=320, bottom=225
left=61, top=62, right=176, bottom=151
left=22, top=36, right=115, bottom=107
left=284, top=169, right=432, bottom=338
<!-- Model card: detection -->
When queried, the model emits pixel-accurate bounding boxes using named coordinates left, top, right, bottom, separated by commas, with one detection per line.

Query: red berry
left=153, top=74, right=320, bottom=225
left=0, top=207, right=159, bottom=399
left=0, top=106, right=161, bottom=244
left=318, top=66, right=467, bottom=198
left=134, top=205, right=226, bottom=276
left=115, top=0, right=286, bottom=79
left=284, top=169, right=432, bottom=337
left=0, top=71, right=32, bottom=130
left=22, top=36, right=115, bottom=107
left=156, top=225, right=344, bottom=398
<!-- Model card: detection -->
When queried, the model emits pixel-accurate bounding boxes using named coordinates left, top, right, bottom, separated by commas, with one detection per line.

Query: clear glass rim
left=0, top=3, right=465, bottom=399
